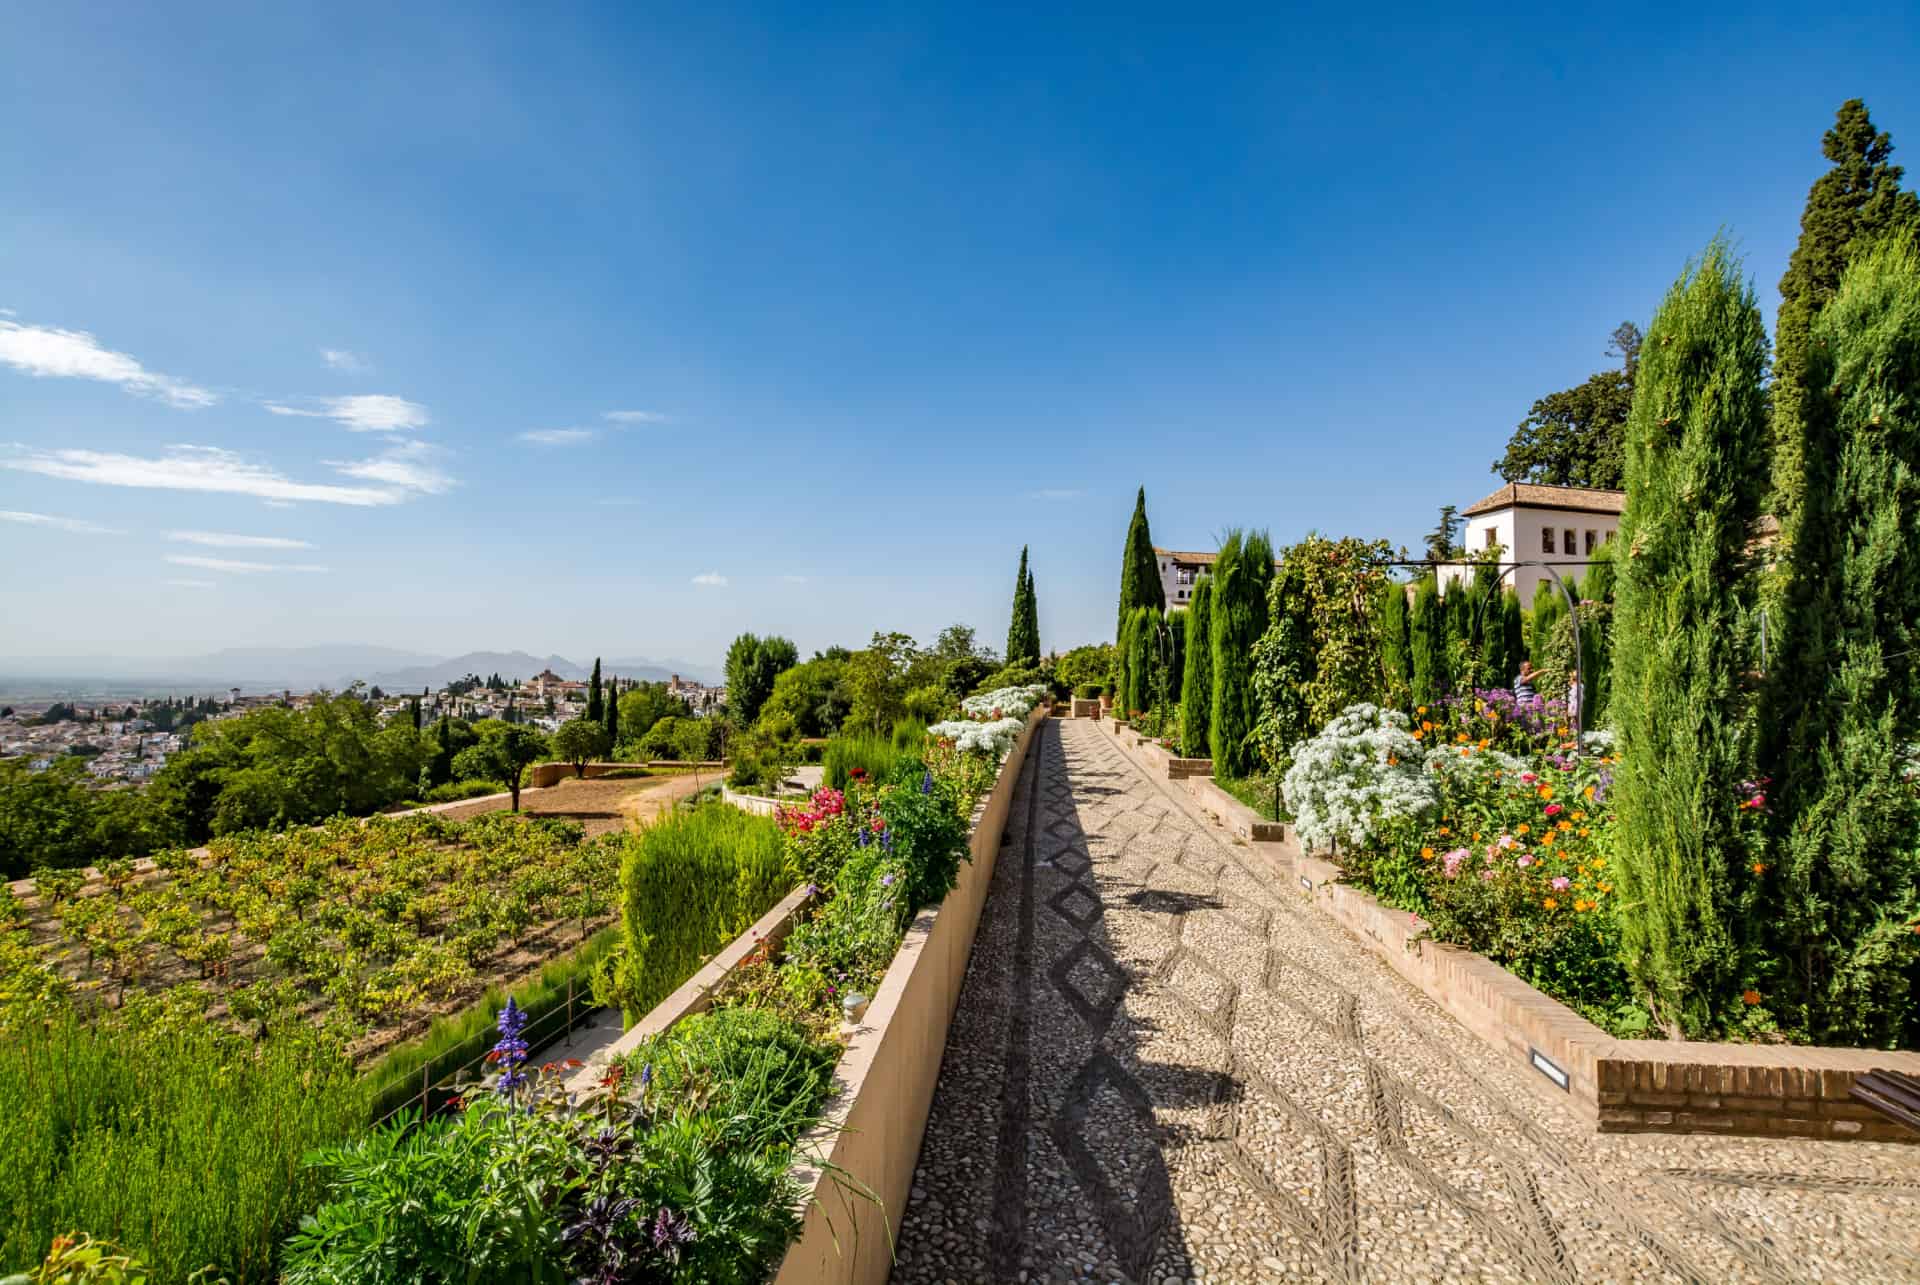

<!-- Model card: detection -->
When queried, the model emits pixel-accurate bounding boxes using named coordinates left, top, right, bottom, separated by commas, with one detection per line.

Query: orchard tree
left=471, top=723, right=551, bottom=812
left=553, top=718, right=610, bottom=779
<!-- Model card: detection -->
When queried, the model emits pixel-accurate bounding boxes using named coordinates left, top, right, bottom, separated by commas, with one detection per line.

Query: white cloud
left=321, top=348, right=370, bottom=374
left=0, top=308, right=16, bottom=318
left=1026, top=488, right=1084, bottom=500
left=0, top=509, right=124, bottom=535
left=162, top=578, right=216, bottom=589
left=324, top=439, right=453, bottom=495
left=4, top=444, right=412, bottom=506
left=691, top=571, right=729, bottom=587
left=604, top=410, right=668, bottom=424
left=266, top=393, right=429, bottom=432
left=165, top=554, right=327, bottom=574
left=519, top=428, right=594, bottom=445
left=0, top=320, right=217, bottom=408
left=167, top=530, right=314, bottom=549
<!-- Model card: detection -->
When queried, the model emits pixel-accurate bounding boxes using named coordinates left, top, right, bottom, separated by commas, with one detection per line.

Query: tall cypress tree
left=586, top=658, right=604, bottom=723
left=1209, top=529, right=1274, bottom=776
left=1408, top=576, right=1446, bottom=707
left=1117, top=486, right=1165, bottom=641
left=604, top=675, right=620, bottom=748
left=1610, top=238, right=1769, bottom=1037
left=1499, top=589, right=1524, bottom=688
left=1773, top=100, right=1920, bottom=544
left=1377, top=579, right=1411, bottom=708
left=1759, top=239, right=1920, bottom=1044
left=1126, top=607, right=1155, bottom=717
left=1181, top=579, right=1214, bottom=758
left=1164, top=608, right=1186, bottom=706
left=432, top=712, right=453, bottom=786
left=1006, top=546, right=1041, bottom=666
left=409, top=696, right=421, bottom=732
left=1114, top=611, right=1135, bottom=712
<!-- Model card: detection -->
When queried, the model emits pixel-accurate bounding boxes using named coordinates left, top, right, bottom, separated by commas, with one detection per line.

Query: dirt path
left=431, top=769, right=709, bottom=837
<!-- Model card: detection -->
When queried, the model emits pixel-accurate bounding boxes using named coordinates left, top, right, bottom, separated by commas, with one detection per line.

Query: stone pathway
left=890, top=719, right=1920, bottom=1284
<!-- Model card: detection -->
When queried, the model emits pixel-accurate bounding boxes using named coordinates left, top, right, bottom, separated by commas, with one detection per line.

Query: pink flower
left=1520, top=771, right=1538, bottom=784
left=1441, top=848, right=1468, bottom=878
left=1496, top=834, right=1517, bottom=850
left=1544, top=803, right=1563, bottom=817
left=1480, top=869, right=1495, bottom=880
left=1550, top=876, right=1571, bottom=891
left=1515, top=854, right=1534, bottom=868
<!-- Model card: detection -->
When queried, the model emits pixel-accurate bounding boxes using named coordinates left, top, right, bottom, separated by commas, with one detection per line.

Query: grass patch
left=1214, top=774, right=1290, bottom=822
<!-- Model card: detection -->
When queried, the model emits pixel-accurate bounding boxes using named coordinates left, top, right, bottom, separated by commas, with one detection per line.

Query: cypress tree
left=587, top=658, right=604, bottom=723
left=1498, top=589, right=1524, bottom=688
left=1377, top=579, right=1411, bottom=708
left=605, top=675, right=620, bottom=748
left=1579, top=552, right=1616, bottom=725
left=409, top=696, right=421, bottom=732
left=1481, top=583, right=1511, bottom=693
left=1446, top=584, right=1473, bottom=688
left=1116, top=486, right=1165, bottom=640
left=432, top=713, right=453, bottom=786
left=1164, top=608, right=1186, bottom=706
left=1181, top=579, right=1214, bottom=758
left=1006, top=547, right=1041, bottom=666
left=1529, top=587, right=1566, bottom=671
left=1773, top=101, right=1920, bottom=545
left=1126, top=606, right=1155, bottom=718
left=1408, top=576, right=1446, bottom=707
left=1114, top=611, right=1135, bottom=713
left=1610, top=239, right=1770, bottom=1037
left=1759, top=238, right=1920, bottom=1044
left=1209, top=529, right=1274, bottom=776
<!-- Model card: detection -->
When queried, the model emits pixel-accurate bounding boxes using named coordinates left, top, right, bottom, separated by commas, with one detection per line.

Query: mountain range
left=0, top=645, right=720, bottom=695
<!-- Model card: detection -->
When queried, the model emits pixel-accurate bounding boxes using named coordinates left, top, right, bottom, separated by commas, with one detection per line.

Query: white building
left=1153, top=547, right=1287, bottom=609
left=1441, top=482, right=1624, bottom=607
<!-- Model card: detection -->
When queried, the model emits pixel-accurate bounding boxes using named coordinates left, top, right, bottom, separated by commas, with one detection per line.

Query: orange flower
left=1577, top=826, right=1591, bottom=837
left=1591, top=856, right=1606, bottom=868
left=1417, top=706, right=1428, bottom=716
left=1420, top=847, right=1436, bottom=861
left=1557, top=820, right=1572, bottom=831
left=1437, top=826, right=1450, bottom=836
left=1411, top=730, right=1423, bottom=741
left=1583, top=785, right=1596, bottom=800
left=1741, top=989, right=1762, bottom=1006
left=1598, top=881, right=1612, bottom=893
left=1571, top=810, right=1587, bottom=821
left=1537, top=784, right=1555, bottom=801
left=1543, top=897, right=1559, bottom=910
left=1751, top=861, right=1766, bottom=875
left=1472, top=832, right=1483, bottom=841
left=1516, top=823, right=1531, bottom=836
left=1421, top=720, right=1433, bottom=732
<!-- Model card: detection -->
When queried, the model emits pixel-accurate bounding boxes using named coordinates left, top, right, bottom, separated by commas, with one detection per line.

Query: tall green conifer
left=1126, top=607, right=1155, bottom=717
left=1408, top=576, right=1446, bottom=706
left=1759, top=238, right=1920, bottom=1044
left=587, top=659, right=604, bottom=723
left=1377, top=579, right=1411, bottom=708
left=1610, top=239, right=1769, bottom=1037
left=604, top=675, right=620, bottom=747
left=1209, top=529, right=1273, bottom=776
left=1181, top=580, right=1214, bottom=757
left=1164, top=609, right=1186, bottom=706
left=1117, top=487, right=1166, bottom=640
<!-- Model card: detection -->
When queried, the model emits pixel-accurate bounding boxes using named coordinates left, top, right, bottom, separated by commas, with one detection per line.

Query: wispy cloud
left=4, top=444, right=415, bottom=506
left=266, top=394, right=429, bottom=432
left=0, top=509, right=124, bottom=535
left=691, top=571, right=729, bottom=587
left=323, top=439, right=453, bottom=495
left=604, top=410, right=668, bottom=424
left=0, top=320, right=217, bottom=408
left=165, top=554, right=327, bottom=574
left=1026, top=488, right=1084, bottom=501
left=162, top=578, right=216, bottom=589
left=167, top=530, right=314, bottom=550
left=519, top=428, right=594, bottom=446
left=321, top=348, right=370, bottom=374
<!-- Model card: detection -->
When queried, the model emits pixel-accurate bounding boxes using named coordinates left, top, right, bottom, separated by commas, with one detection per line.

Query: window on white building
left=1563, top=529, right=1576, bottom=555
left=1484, top=528, right=1496, bottom=549
left=1584, top=529, right=1597, bottom=554
left=1541, top=528, right=1554, bottom=554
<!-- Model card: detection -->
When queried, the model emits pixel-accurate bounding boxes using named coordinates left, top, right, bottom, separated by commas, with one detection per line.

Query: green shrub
left=0, top=1017, right=365, bottom=1283
left=420, top=778, right=505, bottom=804
left=607, top=807, right=793, bottom=1022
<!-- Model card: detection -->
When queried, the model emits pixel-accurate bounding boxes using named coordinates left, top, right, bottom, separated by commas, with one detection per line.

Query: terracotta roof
left=1463, top=482, right=1627, bottom=517
left=1154, top=547, right=1219, bottom=565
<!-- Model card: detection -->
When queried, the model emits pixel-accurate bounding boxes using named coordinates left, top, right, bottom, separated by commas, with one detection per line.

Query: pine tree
left=604, top=674, right=620, bottom=748
left=1180, top=579, right=1214, bottom=758
left=1116, top=486, right=1165, bottom=640
left=1774, top=100, right=1920, bottom=546
left=1209, top=529, right=1274, bottom=776
left=1610, top=238, right=1770, bottom=1037
left=1408, top=576, right=1446, bottom=707
left=587, top=658, right=604, bottom=723
left=1377, top=579, right=1411, bottom=708
left=1759, top=238, right=1920, bottom=1044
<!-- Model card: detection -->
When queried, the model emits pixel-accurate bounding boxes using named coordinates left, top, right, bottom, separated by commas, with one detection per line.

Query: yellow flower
left=1543, top=897, right=1559, bottom=910
left=1537, top=784, right=1554, bottom=801
left=1583, top=785, right=1596, bottom=800
left=1578, top=826, right=1591, bottom=837
left=1417, top=706, right=1428, bottom=715
left=1477, top=738, right=1490, bottom=749
left=1598, top=881, right=1612, bottom=893
left=1516, top=823, right=1530, bottom=835
left=1591, top=856, right=1606, bottom=869
left=1557, top=820, right=1572, bottom=831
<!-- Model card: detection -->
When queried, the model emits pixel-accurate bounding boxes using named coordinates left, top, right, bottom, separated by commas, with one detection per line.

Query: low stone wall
left=1100, top=725, right=1282, bottom=841
left=1069, top=698, right=1101, bottom=719
left=527, top=759, right=724, bottom=789
left=1108, top=727, right=1920, bottom=1144
left=720, top=784, right=781, bottom=817
left=772, top=701, right=1050, bottom=1285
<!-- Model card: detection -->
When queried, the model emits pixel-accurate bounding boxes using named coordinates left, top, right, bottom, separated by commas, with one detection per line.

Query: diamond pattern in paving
left=888, top=719, right=1920, bottom=1284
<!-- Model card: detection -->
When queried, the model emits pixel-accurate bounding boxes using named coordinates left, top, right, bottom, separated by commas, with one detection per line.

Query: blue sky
left=3, top=2, right=1917, bottom=669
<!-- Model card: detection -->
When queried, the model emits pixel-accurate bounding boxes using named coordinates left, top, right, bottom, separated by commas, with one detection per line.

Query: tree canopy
left=1492, top=322, right=1640, bottom=489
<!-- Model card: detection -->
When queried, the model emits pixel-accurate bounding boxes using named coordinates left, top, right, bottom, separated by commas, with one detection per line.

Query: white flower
left=960, top=684, right=1049, bottom=722
left=1281, top=703, right=1437, bottom=854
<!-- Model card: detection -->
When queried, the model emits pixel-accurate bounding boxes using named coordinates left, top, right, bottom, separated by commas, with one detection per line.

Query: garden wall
left=1102, top=719, right=1920, bottom=1143
left=771, top=700, right=1049, bottom=1285
left=527, top=759, right=724, bottom=789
